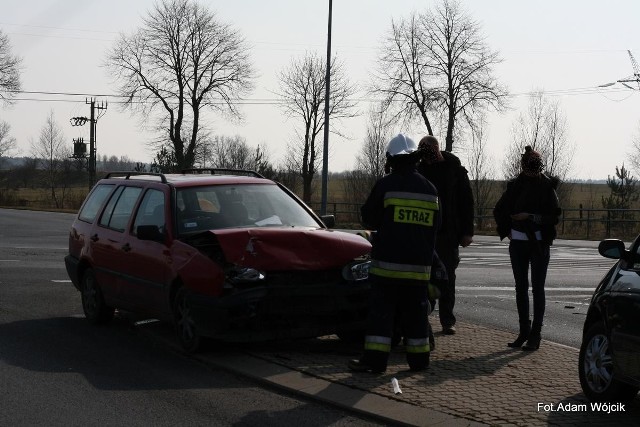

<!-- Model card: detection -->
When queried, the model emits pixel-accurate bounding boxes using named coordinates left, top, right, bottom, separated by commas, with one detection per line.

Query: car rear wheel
left=173, top=287, right=201, bottom=353
left=578, top=321, right=639, bottom=402
left=81, top=268, right=114, bottom=324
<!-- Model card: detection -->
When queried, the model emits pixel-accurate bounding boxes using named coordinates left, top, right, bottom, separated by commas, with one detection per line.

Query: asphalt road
left=0, top=208, right=618, bottom=425
left=451, top=236, right=615, bottom=349
left=0, top=208, right=384, bottom=426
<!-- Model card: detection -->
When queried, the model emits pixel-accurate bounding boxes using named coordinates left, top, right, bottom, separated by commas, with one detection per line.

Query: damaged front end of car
left=181, top=228, right=372, bottom=342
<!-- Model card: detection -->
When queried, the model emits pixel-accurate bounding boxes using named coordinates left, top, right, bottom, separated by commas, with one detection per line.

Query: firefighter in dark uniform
left=348, top=134, right=440, bottom=373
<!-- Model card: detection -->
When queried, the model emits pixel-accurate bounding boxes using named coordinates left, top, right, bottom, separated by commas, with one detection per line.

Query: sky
left=1, top=0, right=640, bottom=180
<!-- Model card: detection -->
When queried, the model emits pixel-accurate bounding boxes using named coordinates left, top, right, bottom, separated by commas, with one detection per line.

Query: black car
left=579, top=236, right=640, bottom=402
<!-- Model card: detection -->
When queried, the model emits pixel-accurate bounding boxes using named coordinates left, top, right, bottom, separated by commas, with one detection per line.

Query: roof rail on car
left=104, top=171, right=168, bottom=183
left=181, top=168, right=265, bottom=178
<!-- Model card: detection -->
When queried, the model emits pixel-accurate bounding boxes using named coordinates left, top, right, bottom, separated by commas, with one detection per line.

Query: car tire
left=578, top=321, right=639, bottom=402
left=81, top=268, right=114, bottom=324
left=173, top=287, right=201, bottom=353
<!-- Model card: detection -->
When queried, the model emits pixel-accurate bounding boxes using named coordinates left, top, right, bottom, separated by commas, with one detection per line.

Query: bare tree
left=30, top=111, right=72, bottom=208
left=0, top=29, right=22, bottom=104
left=342, top=106, right=392, bottom=206
left=423, top=0, right=509, bottom=152
left=504, top=91, right=573, bottom=180
left=99, top=154, right=137, bottom=171
left=372, top=0, right=507, bottom=152
left=106, top=0, right=255, bottom=171
left=0, top=121, right=17, bottom=167
left=504, top=91, right=574, bottom=205
left=503, top=94, right=546, bottom=179
left=207, top=135, right=250, bottom=169
left=250, top=145, right=274, bottom=177
left=466, top=115, right=495, bottom=229
left=373, top=13, right=437, bottom=136
left=629, top=121, right=640, bottom=175
left=357, top=106, right=390, bottom=181
left=12, top=157, right=39, bottom=188
left=278, top=52, right=357, bottom=203
left=199, top=135, right=271, bottom=172
left=272, top=159, right=301, bottom=196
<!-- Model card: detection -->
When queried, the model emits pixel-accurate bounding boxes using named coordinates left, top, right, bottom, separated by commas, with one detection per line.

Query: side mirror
left=598, top=239, right=626, bottom=259
left=320, top=214, right=335, bottom=229
left=137, top=225, right=164, bottom=242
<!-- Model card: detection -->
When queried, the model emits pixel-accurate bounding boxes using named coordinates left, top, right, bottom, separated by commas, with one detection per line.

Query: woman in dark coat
left=493, top=146, right=561, bottom=350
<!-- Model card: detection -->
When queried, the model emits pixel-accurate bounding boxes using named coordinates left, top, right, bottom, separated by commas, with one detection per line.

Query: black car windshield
left=176, top=183, right=320, bottom=234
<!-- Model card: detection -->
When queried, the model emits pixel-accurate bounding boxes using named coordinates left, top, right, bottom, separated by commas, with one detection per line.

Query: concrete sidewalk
left=192, top=321, right=640, bottom=426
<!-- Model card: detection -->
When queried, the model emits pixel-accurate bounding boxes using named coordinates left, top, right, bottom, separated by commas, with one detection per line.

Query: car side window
left=132, top=189, right=166, bottom=235
left=99, top=186, right=142, bottom=232
left=78, top=184, right=115, bottom=223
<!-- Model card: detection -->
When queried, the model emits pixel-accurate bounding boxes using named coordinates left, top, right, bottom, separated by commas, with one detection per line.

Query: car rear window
left=99, top=186, right=143, bottom=232
left=78, top=184, right=115, bottom=223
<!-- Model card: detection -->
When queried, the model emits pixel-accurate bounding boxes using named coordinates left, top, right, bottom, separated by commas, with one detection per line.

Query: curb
left=199, top=352, right=486, bottom=427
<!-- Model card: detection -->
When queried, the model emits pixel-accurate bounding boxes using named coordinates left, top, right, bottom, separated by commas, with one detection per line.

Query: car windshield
left=176, top=183, right=320, bottom=234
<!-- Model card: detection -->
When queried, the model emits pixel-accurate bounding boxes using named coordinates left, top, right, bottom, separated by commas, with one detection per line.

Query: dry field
left=4, top=178, right=639, bottom=241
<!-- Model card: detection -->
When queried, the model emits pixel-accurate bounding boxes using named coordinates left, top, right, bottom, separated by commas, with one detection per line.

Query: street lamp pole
left=320, top=0, right=332, bottom=216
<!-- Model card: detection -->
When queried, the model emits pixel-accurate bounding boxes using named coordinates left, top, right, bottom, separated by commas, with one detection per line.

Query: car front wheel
left=81, top=268, right=114, bottom=324
left=578, top=321, right=639, bottom=402
left=173, top=287, right=201, bottom=353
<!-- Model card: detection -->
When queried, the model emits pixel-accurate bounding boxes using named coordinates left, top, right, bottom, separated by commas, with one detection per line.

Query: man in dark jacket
left=349, top=134, right=440, bottom=373
left=417, top=135, right=474, bottom=335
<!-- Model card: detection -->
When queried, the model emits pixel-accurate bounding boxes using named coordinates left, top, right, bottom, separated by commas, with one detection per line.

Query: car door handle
left=121, top=243, right=131, bottom=252
left=90, top=234, right=99, bottom=242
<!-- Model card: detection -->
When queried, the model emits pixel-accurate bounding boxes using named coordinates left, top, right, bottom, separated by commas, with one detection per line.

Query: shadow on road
left=0, top=315, right=230, bottom=391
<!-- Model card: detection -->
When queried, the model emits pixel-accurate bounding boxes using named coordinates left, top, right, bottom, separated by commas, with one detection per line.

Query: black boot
left=522, top=325, right=541, bottom=351
left=507, top=320, right=530, bottom=348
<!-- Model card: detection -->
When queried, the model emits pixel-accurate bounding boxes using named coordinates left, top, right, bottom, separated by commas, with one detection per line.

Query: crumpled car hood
left=208, top=228, right=370, bottom=270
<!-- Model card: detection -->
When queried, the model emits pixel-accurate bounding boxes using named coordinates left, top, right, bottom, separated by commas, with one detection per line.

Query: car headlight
left=342, top=260, right=370, bottom=282
left=227, top=267, right=265, bottom=287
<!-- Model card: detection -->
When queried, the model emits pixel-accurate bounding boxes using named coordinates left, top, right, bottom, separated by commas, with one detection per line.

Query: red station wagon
left=65, top=170, right=371, bottom=352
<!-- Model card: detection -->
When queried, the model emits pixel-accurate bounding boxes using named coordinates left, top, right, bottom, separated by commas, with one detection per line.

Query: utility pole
left=87, top=98, right=108, bottom=188
left=320, top=0, right=332, bottom=216
left=71, top=99, right=107, bottom=189
left=617, top=50, right=640, bottom=90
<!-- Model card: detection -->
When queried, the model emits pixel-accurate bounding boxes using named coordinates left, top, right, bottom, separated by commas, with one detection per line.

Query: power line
left=6, top=96, right=289, bottom=106
left=0, top=21, right=119, bottom=34
left=5, top=32, right=113, bottom=42
left=5, top=21, right=632, bottom=58
left=5, top=87, right=636, bottom=106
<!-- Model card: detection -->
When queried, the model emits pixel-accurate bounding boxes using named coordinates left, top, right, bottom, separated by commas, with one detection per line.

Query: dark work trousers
left=361, top=280, right=431, bottom=371
left=435, top=239, right=460, bottom=328
left=508, top=239, right=551, bottom=330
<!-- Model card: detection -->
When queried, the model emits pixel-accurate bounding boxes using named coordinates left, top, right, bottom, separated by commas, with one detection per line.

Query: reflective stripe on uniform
left=384, top=192, right=439, bottom=227
left=370, top=260, right=431, bottom=281
left=405, top=337, right=430, bottom=354
left=384, top=191, right=439, bottom=207
left=364, top=335, right=392, bottom=353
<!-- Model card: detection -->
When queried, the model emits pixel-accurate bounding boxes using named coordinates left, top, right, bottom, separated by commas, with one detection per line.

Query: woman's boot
left=522, top=324, right=541, bottom=351
left=507, top=320, right=531, bottom=348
